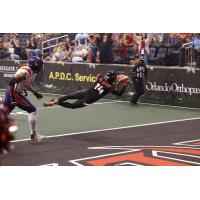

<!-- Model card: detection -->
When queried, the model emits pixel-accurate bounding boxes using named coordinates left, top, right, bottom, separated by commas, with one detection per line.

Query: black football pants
left=131, top=79, right=144, bottom=104
left=58, top=90, right=88, bottom=109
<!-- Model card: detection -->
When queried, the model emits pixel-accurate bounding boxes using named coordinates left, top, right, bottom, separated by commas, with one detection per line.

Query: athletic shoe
left=130, top=102, right=138, bottom=107
left=31, top=133, right=45, bottom=143
left=43, top=98, right=56, bottom=107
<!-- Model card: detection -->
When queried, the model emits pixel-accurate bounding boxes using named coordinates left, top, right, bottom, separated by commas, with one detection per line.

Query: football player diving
left=44, top=71, right=129, bottom=109
left=3, top=56, right=44, bottom=142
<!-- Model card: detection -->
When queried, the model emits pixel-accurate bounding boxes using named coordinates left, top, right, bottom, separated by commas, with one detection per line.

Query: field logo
left=69, top=139, right=200, bottom=166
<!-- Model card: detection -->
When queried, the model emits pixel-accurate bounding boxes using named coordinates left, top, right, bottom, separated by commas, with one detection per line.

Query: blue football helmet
left=28, top=56, right=44, bottom=73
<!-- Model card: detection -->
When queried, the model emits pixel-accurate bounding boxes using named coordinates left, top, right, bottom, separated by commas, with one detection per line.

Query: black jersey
left=131, top=63, right=147, bottom=80
left=87, top=74, right=114, bottom=102
left=86, top=74, right=126, bottom=103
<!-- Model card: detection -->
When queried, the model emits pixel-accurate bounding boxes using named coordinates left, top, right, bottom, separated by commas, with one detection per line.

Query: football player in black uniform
left=130, top=56, right=147, bottom=106
left=43, top=71, right=129, bottom=109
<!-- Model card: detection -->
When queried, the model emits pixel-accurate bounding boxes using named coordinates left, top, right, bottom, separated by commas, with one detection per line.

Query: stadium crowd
left=0, top=33, right=199, bottom=66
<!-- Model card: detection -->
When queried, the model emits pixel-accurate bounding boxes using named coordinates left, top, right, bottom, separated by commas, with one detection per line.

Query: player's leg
left=3, top=90, right=16, bottom=113
left=60, top=90, right=86, bottom=101
left=58, top=98, right=87, bottom=109
left=131, top=79, right=144, bottom=105
left=138, top=80, right=145, bottom=96
left=44, top=90, right=87, bottom=107
left=14, top=93, right=43, bottom=142
left=130, top=80, right=140, bottom=105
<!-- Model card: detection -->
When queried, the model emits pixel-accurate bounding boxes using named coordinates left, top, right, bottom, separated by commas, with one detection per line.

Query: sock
left=28, top=111, right=37, bottom=135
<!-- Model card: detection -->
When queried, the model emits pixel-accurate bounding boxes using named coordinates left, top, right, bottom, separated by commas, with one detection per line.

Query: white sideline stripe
left=12, top=116, right=200, bottom=143
left=141, top=102, right=200, bottom=111
left=105, top=99, right=200, bottom=111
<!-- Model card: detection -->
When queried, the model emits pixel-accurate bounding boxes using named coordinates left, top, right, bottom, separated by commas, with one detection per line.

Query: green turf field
left=1, top=90, right=200, bottom=140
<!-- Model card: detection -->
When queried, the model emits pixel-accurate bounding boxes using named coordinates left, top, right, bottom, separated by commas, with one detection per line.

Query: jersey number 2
left=94, top=83, right=104, bottom=94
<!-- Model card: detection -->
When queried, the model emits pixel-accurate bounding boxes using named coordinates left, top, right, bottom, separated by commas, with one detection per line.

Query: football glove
left=34, top=91, right=43, bottom=99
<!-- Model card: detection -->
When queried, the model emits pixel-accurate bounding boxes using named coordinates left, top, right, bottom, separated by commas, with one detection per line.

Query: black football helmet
left=104, top=71, right=117, bottom=84
left=28, top=56, right=44, bottom=73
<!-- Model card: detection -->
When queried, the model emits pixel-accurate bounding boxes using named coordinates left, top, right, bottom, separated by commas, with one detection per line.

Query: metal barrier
left=41, top=34, right=69, bottom=55
left=182, top=42, right=194, bottom=67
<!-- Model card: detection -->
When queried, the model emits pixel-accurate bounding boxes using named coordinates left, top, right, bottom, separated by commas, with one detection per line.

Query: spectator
left=87, top=44, right=93, bottom=63
left=192, top=33, right=200, bottom=67
left=99, top=34, right=113, bottom=64
left=3, top=36, right=13, bottom=49
left=87, top=40, right=99, bottom=63
left=133, top=43, right=139, bottom=56
left=96, top=51, right=100, bottom=63
left=94, top=33, right=101, bottom=48
left=26, top=34, right=37, bottom=49
left=91, top=34, right=101, bottom=44
left=45, top=44, right=71, bottom=62
left=161, top=33, right=171, bottom=47
left=150, top=34, right=162, bottom=48
left=123, top=33, right=135, bottom=47
left=71, top=44, right=88, bottom=63
left=3, top=35, right=21, bottom=60
left=169, top=33, right=179, bottom=47
left=112, top=33, right=121, bottom=44
left=0, top=37, right=9, bottom=60
left=10, top=34, right=21, bottom=60
left=63, top=37, right=73, bottom=55
left=36, top=33, right=46, bottom=50
left=26, top=33, right=42, bottom=59
left=75, top=33, right=90, bottom=49
left=139, top=33, right=150, bottom=65
left=178, top=33, right=191, bottom=45
left=113, top=38, right=129, bottom=64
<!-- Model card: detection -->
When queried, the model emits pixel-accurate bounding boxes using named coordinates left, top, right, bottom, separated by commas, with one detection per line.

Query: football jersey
left=131, top=63, right=147, bottom=80
left=87, top=74, right=115, bottom=102
left=14, top=66, right=35, bottom=93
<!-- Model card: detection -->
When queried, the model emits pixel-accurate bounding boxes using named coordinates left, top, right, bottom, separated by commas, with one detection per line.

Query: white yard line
left=105, top=99, right=200, bottom=111
left=141, top=102, right=200, bottom=111
left=12, top=116, right=200, bottom=143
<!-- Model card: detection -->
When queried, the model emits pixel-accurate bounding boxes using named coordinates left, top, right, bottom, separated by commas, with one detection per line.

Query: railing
left=41, top=34, right=68, bottom=55
left=182, top=42, right=195, bottom=67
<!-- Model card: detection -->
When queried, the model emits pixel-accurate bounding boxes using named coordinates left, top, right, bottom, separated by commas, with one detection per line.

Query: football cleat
left=31, top=133, right=45, bottom=143
left=130, top=102, right=138, bottom=107
left=43, top=99, right=56, bottom=107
